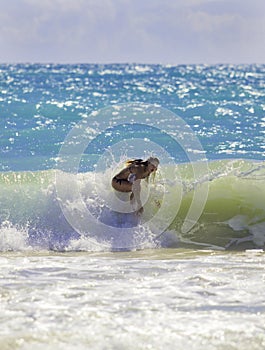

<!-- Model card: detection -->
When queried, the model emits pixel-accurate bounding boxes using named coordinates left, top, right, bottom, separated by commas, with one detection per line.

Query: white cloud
left=0, top=0, right=264, bottom=63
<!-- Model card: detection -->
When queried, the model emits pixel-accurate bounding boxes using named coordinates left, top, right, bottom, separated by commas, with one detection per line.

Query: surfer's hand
left=128, top=173, right=137, bottom=183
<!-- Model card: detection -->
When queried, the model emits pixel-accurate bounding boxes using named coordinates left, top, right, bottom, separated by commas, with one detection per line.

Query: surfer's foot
left=137, top=207, right=144, bottom=215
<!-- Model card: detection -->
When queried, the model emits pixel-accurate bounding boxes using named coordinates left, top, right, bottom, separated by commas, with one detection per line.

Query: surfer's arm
left=128, top=173, right=137, bottom=183
left=127, top=165, right=141, bottom=183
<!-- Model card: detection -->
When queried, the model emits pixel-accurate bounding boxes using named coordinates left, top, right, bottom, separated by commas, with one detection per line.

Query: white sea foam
left=0, top=222, right=29, bottom=252
left=1, top=251, right=265, bottom=350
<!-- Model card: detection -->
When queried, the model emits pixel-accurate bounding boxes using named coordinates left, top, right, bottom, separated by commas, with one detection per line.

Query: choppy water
left=0, top=63, right=265, bottom=349
left=1, top=250, right=265, bottom=350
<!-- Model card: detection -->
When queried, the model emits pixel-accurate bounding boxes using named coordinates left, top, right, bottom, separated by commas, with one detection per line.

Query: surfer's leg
left=131, top=180, right=143, bottom=214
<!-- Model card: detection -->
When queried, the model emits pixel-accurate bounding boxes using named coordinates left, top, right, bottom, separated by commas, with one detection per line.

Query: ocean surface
left=0, top=63, right=265, bottom=349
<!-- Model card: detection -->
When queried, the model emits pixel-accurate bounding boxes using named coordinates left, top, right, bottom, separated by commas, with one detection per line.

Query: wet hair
left=125, top=159, right=148, bottom=167
left=126, top=157, right=159, bottom=168
left=125, top=157, right=159, bottom=183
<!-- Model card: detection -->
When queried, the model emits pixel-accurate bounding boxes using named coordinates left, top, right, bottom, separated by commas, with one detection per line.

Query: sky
left=0, top=0, right=264, bottom=64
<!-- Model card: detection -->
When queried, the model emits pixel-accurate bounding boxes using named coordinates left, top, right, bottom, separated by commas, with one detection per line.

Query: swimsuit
left=113, top=176, right=130, bottom=185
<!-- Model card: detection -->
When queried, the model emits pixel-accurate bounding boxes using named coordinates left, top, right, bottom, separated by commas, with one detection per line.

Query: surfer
left=112, top=157, right=159, bottom=213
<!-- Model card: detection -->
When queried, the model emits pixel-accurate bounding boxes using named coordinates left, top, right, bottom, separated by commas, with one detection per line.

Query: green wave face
left=169, top=159, right=265, bottom=249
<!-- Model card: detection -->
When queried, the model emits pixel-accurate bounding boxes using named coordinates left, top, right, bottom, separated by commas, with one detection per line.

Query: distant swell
left=0, top=159, right=265, bottom=252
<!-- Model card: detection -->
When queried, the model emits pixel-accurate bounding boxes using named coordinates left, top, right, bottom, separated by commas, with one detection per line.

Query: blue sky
left=0, top=0, right=264, bottom=64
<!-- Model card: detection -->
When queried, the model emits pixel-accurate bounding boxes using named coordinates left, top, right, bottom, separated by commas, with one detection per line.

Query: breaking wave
left=0, top=159, right=264, bottom=251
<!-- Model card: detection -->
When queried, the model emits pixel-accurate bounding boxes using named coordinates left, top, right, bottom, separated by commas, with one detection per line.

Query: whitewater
left=0, top=63, right=265, bottom=349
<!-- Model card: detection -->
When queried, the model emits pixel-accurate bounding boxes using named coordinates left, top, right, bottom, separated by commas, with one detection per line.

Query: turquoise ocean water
left=0, top=64, right=265, bottom=349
